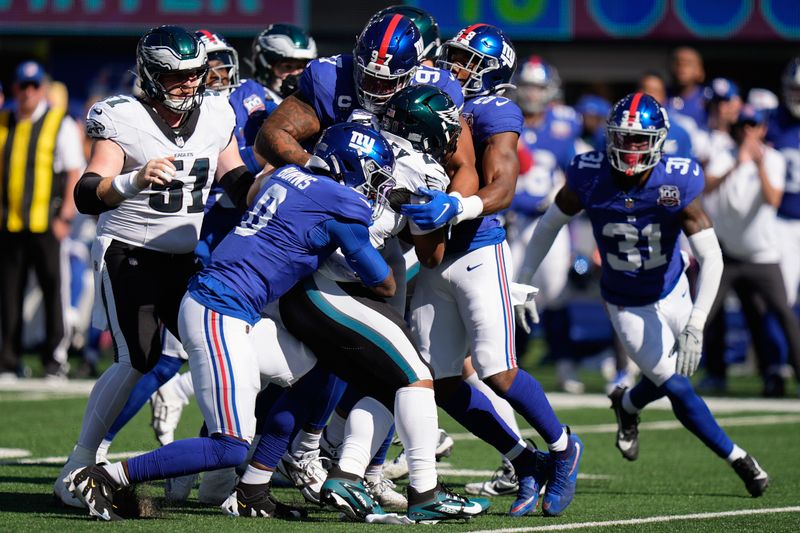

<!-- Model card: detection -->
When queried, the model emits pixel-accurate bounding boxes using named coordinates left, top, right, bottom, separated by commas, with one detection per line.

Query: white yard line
left=450, top=413, right=800, bottom=441
left=469, top=506, right=800, bottom=533
left=0, top=450, right=148, bottom=465
left=435, top=462, right=611, bottom=479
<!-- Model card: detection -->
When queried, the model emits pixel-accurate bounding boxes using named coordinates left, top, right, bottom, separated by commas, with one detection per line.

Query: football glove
left=400, top=187, right=460, bottom=230
left=514, top=300, right=540, bottom=335
left=676, top=324, right=703, bottom=377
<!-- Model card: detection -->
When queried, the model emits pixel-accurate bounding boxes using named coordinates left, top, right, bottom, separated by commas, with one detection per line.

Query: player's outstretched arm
left=215, top=136, right=256, bottom=212
left=677, top=198, right=723, bottom=376
left=445, top=116, right=480, bottom=197
left=517, top=185, right=583, bottom=286
left=327, top=219, right=396, bottom=298
left=256, top=94, right=320, bottom=168
left=473, top=131, right=520, bottom=213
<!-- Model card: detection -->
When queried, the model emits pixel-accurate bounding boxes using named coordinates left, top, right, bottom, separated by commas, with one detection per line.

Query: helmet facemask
left=354, top=57, right=416, bottom=114
left=359, top=158, right=396, bottom=220
left=437, top=41, right=498, bottom=97
left=606, top=128, right=667, bottom=176
left=206, top=50, right=239, bottom=95
left=141, top=65, right=208, bottom=114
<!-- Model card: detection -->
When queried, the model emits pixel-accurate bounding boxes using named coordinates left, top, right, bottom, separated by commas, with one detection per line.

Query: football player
left=401, top=24, right=582, bottom=517
left=197, top=29, right=240, bottom=95
left=54, top=25, right=257, bottom=508
left=518, top=92, right=770, bottom=498
left=367, top=5, right=440, bottom=67
left=64, top=123, right=397, bottom=521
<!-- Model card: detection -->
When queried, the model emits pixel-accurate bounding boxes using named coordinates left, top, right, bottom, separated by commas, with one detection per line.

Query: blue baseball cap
left=737, top=104, right=766, bottom=125
left=15, top=61, right=45, bottom=85
left=708, top=77, right=739, bottom=102
left=575, top=95, right=611, bottom=117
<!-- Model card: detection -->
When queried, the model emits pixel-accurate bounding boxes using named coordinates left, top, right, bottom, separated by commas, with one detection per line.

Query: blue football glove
left=400, top=187, right=460, bottom=230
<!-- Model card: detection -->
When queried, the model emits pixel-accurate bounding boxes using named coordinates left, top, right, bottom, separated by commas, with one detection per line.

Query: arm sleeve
left=74, top=172, right=112, bottom=215
left=516, top=202, right=575, bottom=285
left=686, top=228, right=724, bottom=330
left=325, top=219, right=390, bottom=286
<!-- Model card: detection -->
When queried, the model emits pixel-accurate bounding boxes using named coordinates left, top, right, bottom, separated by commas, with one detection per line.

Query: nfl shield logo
left=175, top=135, right=185, bottom=148
left=658, top=185, right=681, bottom=207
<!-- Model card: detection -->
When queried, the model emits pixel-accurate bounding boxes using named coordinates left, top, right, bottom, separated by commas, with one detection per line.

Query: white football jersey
left=88, top=92, right=235, bottom=253
left=318, top=131, right=449, bottom=283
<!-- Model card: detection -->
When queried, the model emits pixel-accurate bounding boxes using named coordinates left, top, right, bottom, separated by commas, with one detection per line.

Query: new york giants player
left=518, top=92, right=770, bottom=498
left=402, top=24, right=582, bottom=517
left=64, top=123, right=398, bottom=521
left=55, top=25, right=258, bottom=508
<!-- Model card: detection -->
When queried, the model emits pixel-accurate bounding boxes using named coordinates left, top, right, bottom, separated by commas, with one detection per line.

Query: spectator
left=575, top=94, right=610, bottom=152
left=702, top=105, right=800, bottom=393
left=706, top=78, right=743, bottom=157
left=0, top=61, right=84, bottom=380
left=667, top=46, right=709, bottom=128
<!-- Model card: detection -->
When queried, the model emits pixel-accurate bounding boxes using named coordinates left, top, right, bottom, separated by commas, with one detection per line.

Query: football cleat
left=220, top=482, right=307, bottom=519
left=164, top=473, right=198, bottom=503
left=365, top=475, right=407, bottom=509
left=407, top=482, right=490, bottom=523
left=509, top=449, right=550, bottom=517
left=54, top=453, right=90, bottom=508
left=276, top=449, right=330, bottom=504
left=465, top=457, right=518, bottom=496
left=608, top=386, right=640, bottom=461
left=150, top=377, right=188, bottom=446
left=320, top=468, right=384, bottom=520
left=732, top=455, right=769, bottom=497
left=383, top=428, right=454, bottom=481
left=198, top=466, right=238, bottom=505
left=435, top=428, right=455, bottom=460
left=63, top=465, right=121, bottom=521
left=542, top=432, right=583, bottom=517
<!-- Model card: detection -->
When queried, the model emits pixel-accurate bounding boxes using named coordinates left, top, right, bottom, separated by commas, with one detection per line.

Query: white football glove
left=514, top=300, right=540, bottom=335
left=675, top=324, right=703, bottom=377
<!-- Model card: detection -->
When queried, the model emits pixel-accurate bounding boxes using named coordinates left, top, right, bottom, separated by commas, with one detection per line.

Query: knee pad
left=209, top=434, right=249, bottom=469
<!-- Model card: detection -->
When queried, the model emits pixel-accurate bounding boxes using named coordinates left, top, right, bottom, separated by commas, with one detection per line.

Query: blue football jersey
left=298, top=54, right=464, bottom=131
left=229, top=79, right=279, bottom=174
left=667, top=85, right=709, bottom=130
left=447, top=94, right=523, bottom=255
left=512, top=105, right=580, bottom=218
left=663, top=111, right=693, bottom=160
left=567, top=151, right=704, bottom=306
left=190, top=165, right=374, bottom=324
left=767, top=106, right=800, bottom=219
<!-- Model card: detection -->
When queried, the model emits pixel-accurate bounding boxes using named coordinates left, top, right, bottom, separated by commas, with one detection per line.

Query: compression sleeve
left=74, top=172, right=112, bottom=215
left=325, top=219, right=390, bottom=286
left=686, top=228, right=724, bottom=330
left=516, top=202, right=575, bottom=285
left=218, top=166, right=255, bottom=212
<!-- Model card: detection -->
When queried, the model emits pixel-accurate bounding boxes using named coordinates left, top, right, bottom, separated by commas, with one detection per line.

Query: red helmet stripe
left=376, top=14, right=404, bottom=65
left=459, top=23, right=487, bottom=41
left=198, top=29, right=216, bottom=43
left=627, top=92, right=644, bottom=125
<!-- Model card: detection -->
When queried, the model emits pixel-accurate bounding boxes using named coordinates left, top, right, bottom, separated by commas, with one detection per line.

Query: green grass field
left=1, top=357, right=799, bottom=532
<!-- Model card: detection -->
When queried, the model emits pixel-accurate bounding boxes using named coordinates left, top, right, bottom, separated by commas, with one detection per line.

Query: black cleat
left=608, top=386, right=640, bottom=461
left=732, top=455, right=769, bottom=497
left=63, top=465, right=121, bottom=521
left=221, top=482, right=308, bottom=519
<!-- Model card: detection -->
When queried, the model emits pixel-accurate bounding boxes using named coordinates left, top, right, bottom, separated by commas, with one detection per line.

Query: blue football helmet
left=354, top=14, right=424, bottom=113
left=195, top=29, right=239, bottom=95
left=782, top=58, right=800, bottom=118
left=606, top=92, right=670, bottom=176
left=436, top=23, right=517, bottom=97
left=310, top=123, right=396, bottom=219
left=515, top=56, right=561, bottom=114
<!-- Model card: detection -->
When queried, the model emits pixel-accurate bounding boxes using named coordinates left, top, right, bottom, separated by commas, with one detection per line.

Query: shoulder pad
left=85, top=95, right=135, bottom=140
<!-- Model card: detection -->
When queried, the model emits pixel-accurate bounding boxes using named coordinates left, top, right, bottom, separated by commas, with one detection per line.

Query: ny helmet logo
left=349, top=131, right=375, bottom=154
left=500, top=41, right=515, bottom=68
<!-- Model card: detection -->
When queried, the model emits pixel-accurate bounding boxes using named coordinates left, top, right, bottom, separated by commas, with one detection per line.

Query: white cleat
left=198, top=467, right=238, bottom=505
left=366, top=475, right=408, bottom=509
left=277, top=449, right=330, bottom=504
left=382, top=449, right=409, bottom=481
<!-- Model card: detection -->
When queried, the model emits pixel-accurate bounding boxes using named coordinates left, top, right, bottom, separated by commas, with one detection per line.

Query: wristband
left=449, top=192, right=484, bottom=225
left=111, top=170, right=144, bottom=199
left=687, top=309, right=708, bottom=331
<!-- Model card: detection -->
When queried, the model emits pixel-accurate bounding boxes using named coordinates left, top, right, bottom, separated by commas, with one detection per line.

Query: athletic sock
left=325, top=411, right=347, bottom=448
left=291, top=429, right=322, bottom=459
left=96, top=439, right=111, bottom=461
left=101, top=461, right=130, bottom=487
left=464, top=371, right=522, bottom=435
left=438, top=380, right=526, bottom=458
left=240, top=464, right=274, bottom=485
left=125, top=435, right=248, bottom=483
left=77, top=362, right=142, bottom=451
left=501, top=370, right=564, bottom=445
left=726, top=444, right=747, bottom=464
left=306, top=374, right=347, bottom=431
left=394, top=387, right=438, bottom=494
left=338, top=397, right=393, bottom=479
left=628, top=376, right=665, bottom=411
left=662, top=374, right=734, bottom=458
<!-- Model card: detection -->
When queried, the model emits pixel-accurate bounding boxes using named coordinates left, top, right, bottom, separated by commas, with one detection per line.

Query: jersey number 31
left=603, top=222, right=667, bottom=271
